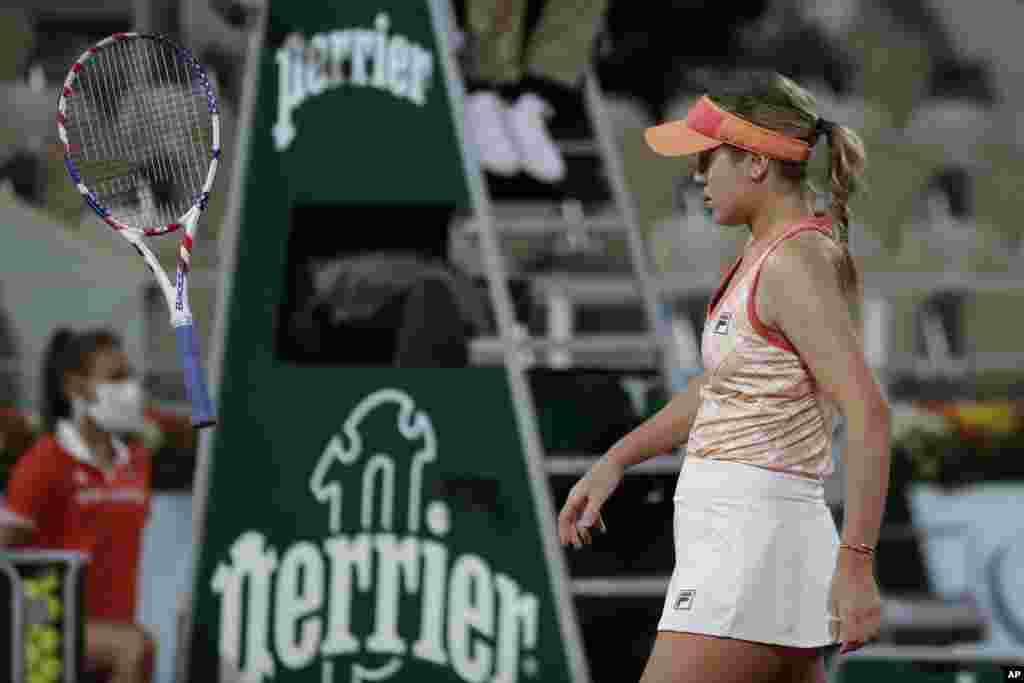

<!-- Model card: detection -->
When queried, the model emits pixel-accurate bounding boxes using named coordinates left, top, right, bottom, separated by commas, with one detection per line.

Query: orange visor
left=644, top=96, right=812, bottom=163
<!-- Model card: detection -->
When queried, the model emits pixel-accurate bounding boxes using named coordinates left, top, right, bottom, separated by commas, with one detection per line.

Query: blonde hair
left=709, top=71, right=867, bottom=295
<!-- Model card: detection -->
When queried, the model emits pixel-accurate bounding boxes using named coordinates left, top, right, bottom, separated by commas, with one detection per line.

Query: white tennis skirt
left=657, top=456, right=840, bottom=648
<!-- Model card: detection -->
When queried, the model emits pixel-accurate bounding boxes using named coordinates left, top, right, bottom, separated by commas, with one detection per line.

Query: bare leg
left=639, top=631, right=788, bottom=683
left=86, top=621, right=156, bottom=683
left=778, top=647, right=827, bottom=683
left=466, top=0, right=527, bottom=84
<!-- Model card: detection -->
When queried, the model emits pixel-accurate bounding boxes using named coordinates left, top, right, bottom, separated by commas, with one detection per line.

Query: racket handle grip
left=175, top=324, right=217, bottom=429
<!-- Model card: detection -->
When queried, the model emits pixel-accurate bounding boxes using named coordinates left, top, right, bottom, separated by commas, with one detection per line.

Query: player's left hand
left=828, top=550, right=882, bottom=654
left=557, top=455, right=618, bottom=549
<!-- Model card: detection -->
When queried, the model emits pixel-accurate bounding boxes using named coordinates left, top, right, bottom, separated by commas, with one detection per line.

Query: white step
left=862, top=272, right=1024, bottom=294
left=546, top=454, right=681, bottom=476
left=508, top=271, right=1024, bottom=301
left=470, top=334, right=660, bottom=369
left=840, top=643, right=1023, bottom=663
left=881, top=596, right=985, bottom=630
left=471, top=334, right=658, bottom=356
left=528, top=274, right=652, bottom=305
left=557, top=139, right=600, bottom=156
left=458, top=214, right=626, bottom=237
left=658, top=271, right=1024, bottom=298
left=454, top=202, right=626, bottom=237
left=572, top=577, right=670, bottom=597
left=883, top=351, right=1024, bottom=375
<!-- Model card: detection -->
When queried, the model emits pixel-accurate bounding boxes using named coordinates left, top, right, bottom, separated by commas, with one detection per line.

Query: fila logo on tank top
left=712, top=311, right=732, bottom=336
left=690, top=217, right=839, bottom=479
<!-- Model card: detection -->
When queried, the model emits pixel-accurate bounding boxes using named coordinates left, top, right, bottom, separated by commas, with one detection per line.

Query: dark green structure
left=183, top=2, right=587, bottom=681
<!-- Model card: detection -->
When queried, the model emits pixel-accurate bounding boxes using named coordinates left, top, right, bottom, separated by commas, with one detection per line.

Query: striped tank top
left=686, top=216, right=840, bottom=480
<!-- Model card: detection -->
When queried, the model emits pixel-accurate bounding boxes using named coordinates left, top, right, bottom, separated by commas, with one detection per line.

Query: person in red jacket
left=1, top=327, right=155, bottom=683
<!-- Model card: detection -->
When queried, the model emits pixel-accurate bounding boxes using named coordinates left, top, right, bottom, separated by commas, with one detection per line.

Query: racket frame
left=56, top=32, right=220, bottom=428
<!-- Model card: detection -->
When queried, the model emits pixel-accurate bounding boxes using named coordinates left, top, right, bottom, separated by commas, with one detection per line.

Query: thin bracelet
left=839, top=542, right=875, bottom=556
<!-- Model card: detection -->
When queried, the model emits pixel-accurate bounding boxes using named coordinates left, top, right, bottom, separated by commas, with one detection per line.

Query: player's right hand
left=558, top=454, right=623, bottom=549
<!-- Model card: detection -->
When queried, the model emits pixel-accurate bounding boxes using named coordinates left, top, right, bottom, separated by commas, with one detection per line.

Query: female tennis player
left=0, top=328, right=156, bottom=683
left=558, top=71, right=891, bottom=683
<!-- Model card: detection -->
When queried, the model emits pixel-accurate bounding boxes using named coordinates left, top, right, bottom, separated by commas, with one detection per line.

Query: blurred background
left=2, top=0, right=1024, bottom=682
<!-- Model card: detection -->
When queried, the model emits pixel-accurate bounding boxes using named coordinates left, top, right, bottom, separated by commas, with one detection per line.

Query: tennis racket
left=56, top=33, right=219, bottom=428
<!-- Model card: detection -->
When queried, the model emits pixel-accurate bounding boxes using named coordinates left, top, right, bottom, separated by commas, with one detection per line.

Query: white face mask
left=72, top=379, right=145, bottom=433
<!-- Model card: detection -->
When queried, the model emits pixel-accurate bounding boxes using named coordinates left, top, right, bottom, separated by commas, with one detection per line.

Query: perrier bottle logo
left=210, top=389, right=541, bottom=682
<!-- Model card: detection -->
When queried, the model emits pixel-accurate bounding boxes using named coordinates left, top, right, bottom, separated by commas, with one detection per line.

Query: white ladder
left=439, top=0, right=683, bottom=650
left=456, top=67, right=674, bottom=379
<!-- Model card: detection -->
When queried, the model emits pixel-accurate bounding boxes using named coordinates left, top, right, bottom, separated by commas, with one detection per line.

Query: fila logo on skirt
left=674, top=589, right=696, bottom=610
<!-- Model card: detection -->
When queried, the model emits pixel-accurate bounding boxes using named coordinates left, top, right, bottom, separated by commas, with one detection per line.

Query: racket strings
left=70, top=48, right=134, bottom=199
left=119, top=40, right=180, bottom=225
left=73, top=43, right=155, bottom=219
left=147, top=43, right=199, bottom=212
left=115, top=37, right=209, bottom=224
left=128, top=39, right=199, bottom=212
left=63, top=36, right=214, bottom=231
left=154, top=40, right=209, bottom=211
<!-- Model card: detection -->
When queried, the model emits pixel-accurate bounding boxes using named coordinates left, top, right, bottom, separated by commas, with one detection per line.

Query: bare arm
left=559, top=372, right=708, bottom=546
left=606, top=372, right=708, bottom=470
left=760, top=233, right=891, bottom=552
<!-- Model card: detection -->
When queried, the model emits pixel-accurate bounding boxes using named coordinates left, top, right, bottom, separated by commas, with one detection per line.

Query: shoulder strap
left=746, top=217, right=834, bottom=353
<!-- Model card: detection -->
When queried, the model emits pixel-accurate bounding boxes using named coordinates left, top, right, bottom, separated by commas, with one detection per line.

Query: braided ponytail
left=819, top=121, right=867, bottom=295
left=820, top=121, right=867, bottom=244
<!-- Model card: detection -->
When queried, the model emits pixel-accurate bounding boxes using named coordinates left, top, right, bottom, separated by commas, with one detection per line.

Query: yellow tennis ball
left=25, top=642, right=41, bottom=667
left=36, top=626, right=59, bottom=653
left=39, top=572, right=59, bottom=594
left=47, top=596, right=63, bottom=621
left=41, top=657, right=63, bottom=680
